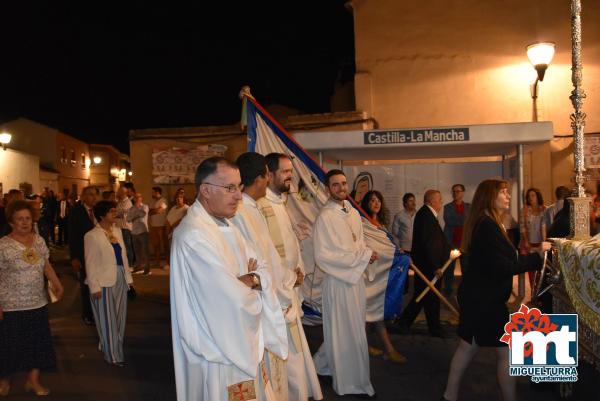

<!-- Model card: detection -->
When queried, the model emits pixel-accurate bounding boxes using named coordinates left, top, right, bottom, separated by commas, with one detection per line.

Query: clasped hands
left=238, top=259, right=304, bottom=289
left=238, top=258, right=261, bottom=289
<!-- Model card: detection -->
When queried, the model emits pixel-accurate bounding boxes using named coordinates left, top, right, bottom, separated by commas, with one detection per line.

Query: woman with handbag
left=85, top=200, right=134, bottom=367
left=441, top=180, right=550, bottom=401
left=0, top=200, right=64, bottom=396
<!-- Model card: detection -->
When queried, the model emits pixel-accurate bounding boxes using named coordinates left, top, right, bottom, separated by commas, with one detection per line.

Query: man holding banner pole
left=398, top=189, right=453, bottom=338
left=257, top=153, right=323, bottom=401
left=312, top=169, right=377, bottom=398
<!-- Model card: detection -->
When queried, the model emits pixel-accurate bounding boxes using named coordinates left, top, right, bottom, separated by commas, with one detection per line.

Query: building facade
left=349, top=0, right=600, bottom=201
left=89, top=144, right=131, bottom=192
left=2, top=118, right=91, bottom=197
left=0, top=148, right=41, bottom=196
left=128, top=110, right=368, bottom=203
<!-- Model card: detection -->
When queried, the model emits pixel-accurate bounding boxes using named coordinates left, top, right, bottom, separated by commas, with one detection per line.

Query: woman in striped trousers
left=84, top=200, right=134, bottom=366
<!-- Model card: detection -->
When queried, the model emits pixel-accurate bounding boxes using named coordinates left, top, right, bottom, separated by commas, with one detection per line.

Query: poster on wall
left=152, top=145, right=228, bottom=184
left=344, top=161, right=503, bottom=223
left=584, top=134, right=600, bottom=181
left=583, top=134, right=600, bottom=181
left=584, top=134, right=600, bottom=168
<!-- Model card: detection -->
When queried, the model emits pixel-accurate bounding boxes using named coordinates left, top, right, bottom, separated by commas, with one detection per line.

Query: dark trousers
left=132, top=232, right=150, bottom=274
left=400, top=273, right=442, bottom=334
left=149, top=226, right=167, bottom=264
left=121, top=228, right=135, bottom=267
left=57, top=218, right=68, bottom=245
left=38, top=220, right=51, bottom=246
left=79, top=269, right=93, bottom=320
left=49, top=221, right=56, bottom=244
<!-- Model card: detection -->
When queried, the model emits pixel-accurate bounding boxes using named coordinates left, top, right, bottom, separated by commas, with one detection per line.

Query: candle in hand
left=450, top=249, right=461, bottom=260
left=414, top=249, right=461, bottom=304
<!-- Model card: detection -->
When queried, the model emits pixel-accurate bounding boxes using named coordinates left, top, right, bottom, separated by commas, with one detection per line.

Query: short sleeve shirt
left=0, top=234, right=49, bottom=311
left=149, top=197, right=168, bottom=227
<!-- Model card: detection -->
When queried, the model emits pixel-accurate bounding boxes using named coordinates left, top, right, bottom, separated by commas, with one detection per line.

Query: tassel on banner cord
left=239, top=85, right=254, bottom=130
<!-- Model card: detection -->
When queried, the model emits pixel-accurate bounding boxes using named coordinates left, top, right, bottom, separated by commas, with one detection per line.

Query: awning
left=293, top=121, right=553, bottom=161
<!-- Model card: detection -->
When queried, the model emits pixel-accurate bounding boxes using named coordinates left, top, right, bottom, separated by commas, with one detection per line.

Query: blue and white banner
left=244, top=96, right=409, bottom=324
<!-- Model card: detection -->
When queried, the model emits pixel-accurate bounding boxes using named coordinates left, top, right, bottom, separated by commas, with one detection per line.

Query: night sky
left=0, top=2, right=354, bottom=153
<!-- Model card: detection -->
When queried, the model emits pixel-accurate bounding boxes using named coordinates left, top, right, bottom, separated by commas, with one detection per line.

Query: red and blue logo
left=500, top=304, right=578, bottom=382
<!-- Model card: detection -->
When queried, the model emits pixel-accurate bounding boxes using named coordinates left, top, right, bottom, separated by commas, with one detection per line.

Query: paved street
left=4, top=246, right=595, bottom=401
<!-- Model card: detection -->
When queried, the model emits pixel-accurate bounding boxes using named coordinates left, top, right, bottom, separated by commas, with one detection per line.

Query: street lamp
left=0, top=132, right=12, bottom=151
left=128, top=171, right=133, bottom=177
left=93, top=156, right=102, bottom=165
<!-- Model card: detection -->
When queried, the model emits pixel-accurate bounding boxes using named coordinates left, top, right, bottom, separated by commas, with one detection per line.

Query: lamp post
left=568, top=0, right=590, bottom=239
left=0, top=132, right=12, bottom=151
left=519, top=42, right=555, bottom=299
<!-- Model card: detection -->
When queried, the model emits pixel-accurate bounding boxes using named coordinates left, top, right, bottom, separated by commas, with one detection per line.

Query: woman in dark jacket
left=441, top=179, right=550, bottom=401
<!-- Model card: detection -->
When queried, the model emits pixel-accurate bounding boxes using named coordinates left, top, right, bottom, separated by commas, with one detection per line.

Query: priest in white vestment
left=251, top=152, right=323, bottom=401
left=312, top=169, right=378, bottom=397
left=170, top=157, right=288, bottom=401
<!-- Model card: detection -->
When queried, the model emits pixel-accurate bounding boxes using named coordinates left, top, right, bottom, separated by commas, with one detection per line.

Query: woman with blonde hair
left=441, top=179, right=550, bottom=401
left=0, top=200, right=64, bottom=396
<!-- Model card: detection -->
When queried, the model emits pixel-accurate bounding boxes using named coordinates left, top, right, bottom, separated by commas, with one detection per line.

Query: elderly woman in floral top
left=0, top=200, right=64, bottom=396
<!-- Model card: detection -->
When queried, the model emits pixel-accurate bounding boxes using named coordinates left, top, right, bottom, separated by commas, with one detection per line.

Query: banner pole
left=415, top=251, right=460, bottom=303
left=410, top=263, right=459, bottom=317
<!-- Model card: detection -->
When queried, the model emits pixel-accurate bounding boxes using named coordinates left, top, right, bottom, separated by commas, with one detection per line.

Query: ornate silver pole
left=568, top=0, right=591, bottom=239
left=517, top=144, right=525, bottom=298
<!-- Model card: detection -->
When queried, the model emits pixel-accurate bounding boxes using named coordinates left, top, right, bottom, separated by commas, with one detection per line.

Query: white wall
left=0, top=149, right=41, bottom=195
left=2, top=119, right=57, bottom=168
